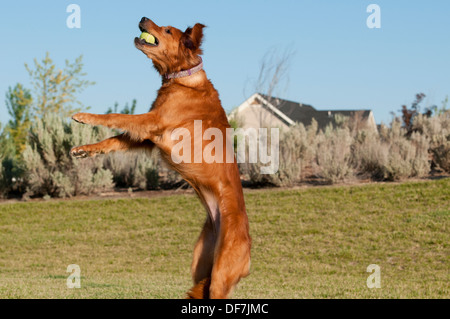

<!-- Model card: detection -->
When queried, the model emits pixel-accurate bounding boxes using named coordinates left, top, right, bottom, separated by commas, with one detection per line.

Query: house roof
left=256, top=93, right=372, bottom=130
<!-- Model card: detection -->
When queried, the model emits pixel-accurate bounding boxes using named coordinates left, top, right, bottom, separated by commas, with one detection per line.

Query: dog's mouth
left=135, top=24, right=159, bottom=47
left=135, top=31, right=159, bottom=47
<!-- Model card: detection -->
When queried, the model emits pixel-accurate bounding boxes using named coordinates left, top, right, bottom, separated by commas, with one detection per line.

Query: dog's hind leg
left=187, top=216, right=215, bottom=299
left=209, top=198, right=251, bottom=299
left=187, top=190, right=220, bottom=299
left=191, top=216, right=216, bottom=284
left=70, top=133, right=154, bottom=158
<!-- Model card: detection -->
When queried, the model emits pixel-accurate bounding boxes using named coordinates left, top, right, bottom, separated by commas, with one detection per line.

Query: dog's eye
left=165, top=28, right=172, bottom=34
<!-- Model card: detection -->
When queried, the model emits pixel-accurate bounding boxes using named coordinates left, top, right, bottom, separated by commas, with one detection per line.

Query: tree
left=399, top=93, right=434, bottom=134
left=0, top=121, right=23, bottom=197
left=105, top=99, right=137, bottom=114
left=431, top=95, right=448, bottom=116
left=245, top=47, right=295, bottom=128
left=25, top=52, right=95, bottom=118
left=0, top=123, right=13, bottom=162
left=5, top=83, right=32, bottom=156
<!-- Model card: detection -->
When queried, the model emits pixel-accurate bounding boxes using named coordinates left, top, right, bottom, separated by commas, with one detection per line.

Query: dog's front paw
left=72, top=113, right=93, bottom=125
left=70, top=146, right=90, bottom=158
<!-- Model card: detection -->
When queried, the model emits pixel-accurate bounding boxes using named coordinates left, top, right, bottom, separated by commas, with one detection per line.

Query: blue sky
left=0, top=0, right=449, bottom=125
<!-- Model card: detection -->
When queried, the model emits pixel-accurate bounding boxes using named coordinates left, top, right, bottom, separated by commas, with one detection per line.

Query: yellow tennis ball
left=140, top=32, right=155, bottom=44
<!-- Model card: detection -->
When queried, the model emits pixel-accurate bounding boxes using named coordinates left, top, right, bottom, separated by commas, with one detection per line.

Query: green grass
left=0, top=179, right=448, bottom=298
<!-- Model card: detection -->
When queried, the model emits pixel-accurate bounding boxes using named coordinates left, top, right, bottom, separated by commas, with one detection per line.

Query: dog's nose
left=140, top=17, right=149, bottom=23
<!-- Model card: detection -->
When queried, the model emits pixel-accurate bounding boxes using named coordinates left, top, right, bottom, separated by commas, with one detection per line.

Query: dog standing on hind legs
left=70, top=17, right=251, bottom=299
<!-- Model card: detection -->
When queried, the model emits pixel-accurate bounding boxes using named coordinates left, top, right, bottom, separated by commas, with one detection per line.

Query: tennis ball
left=140, top=32, right=155, bottom=44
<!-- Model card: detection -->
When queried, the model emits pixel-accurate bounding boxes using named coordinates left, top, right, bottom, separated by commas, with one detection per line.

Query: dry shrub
left=352, top=130, right=389, bottom=180
left=12, top=110, right=446, bottom=197
left=245, top=115, right=435, bottom=185
left=315, top=126, right=354, bottom=184
left=379, top=120, right=430, bottom=180
left=413, top=111, right=450, bottom=172
left=240, top=121, right=318, bottom=186
left=104, top=152, right=158, bottom=190
left=238, top=127, right=284, bottom=186
left=21, top=115, right=164, bottom=198
left=353, top=121, right=430, bottom=181
left=22, top=114, right=114, bottom=198
left=240, top=116, right=433, bottom=186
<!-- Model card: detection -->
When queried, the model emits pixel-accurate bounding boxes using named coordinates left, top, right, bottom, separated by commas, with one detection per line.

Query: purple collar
left=165, top=57, right=203, bottom=80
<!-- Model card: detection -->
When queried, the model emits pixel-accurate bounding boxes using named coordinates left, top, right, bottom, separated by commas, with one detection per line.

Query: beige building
left=229, top=93, right=377, bottom=132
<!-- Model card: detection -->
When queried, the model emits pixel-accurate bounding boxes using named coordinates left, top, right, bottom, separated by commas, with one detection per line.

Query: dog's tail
left=186, top=277, right=211, bottom=299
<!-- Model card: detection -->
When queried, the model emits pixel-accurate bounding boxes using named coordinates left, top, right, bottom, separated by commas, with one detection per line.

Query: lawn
left=0, top=179, right=448, bottom=298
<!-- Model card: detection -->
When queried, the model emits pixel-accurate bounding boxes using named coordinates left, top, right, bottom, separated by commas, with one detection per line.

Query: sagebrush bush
left=239, top=113, right=437, bottom=186
left=409, top=132, right=431, bottom=177
left=352, top=130, right=389, bottom=180
left=352, top=126, right=430, bottom=181
left=239, top=121, right=318, bottom=186
left=382, top=120, right=430, bottom=180
left=275, top=124, right=307, bottom=185
left=434, top=144, right=450, bottom=172
left=22, top=114, right=114, bottom=198
left=103, top=152, right=159, bottom=190
left=413, top=111, right=450, bottom=172
left=315, top=126, right=354, bottom=184
left=238, top=128, right=281, bottom=186
left=2, top=110, right=447, bottom=198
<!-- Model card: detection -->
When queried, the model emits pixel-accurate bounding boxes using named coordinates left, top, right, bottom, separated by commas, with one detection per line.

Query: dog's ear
left=181, top=23, right=205, bottom=53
